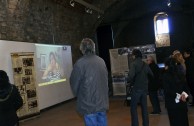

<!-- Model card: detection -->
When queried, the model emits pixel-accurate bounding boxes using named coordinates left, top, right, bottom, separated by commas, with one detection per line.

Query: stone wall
left=0, top=0, right=113, bottom=62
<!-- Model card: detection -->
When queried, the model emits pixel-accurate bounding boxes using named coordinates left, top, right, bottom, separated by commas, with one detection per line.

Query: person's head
left=0, top=70, right=9, bottom=88
left=184, top=49, right=192, bottom=58
left=80, top=38, right=95, bottom=55
left=164, top=58, right=178, bottom=73
left=173, top=52, right=184, bottom=64
left=172, top=50, right=180, bottom=56
left=132, top=49, right=142, bottom=59
left=146, top=55, right=155, bottom=64
left=49, top=52, right=57, bottom=66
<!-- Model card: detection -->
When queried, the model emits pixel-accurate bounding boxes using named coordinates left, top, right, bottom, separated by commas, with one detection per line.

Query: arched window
left=154, top=12, right=170, bottom=47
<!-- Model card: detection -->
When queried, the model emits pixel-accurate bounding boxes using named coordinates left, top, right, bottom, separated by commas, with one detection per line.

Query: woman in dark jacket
left=0, top=70, right=23, bottom=126
left=147, top=56, right=161, bottom=114
left=163, top=58, right=189, bottom=126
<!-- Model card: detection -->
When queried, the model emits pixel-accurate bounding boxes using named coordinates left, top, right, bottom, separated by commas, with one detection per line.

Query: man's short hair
left=132, top=49, right=142, bottom=58
left=80, top=38, right=95, bottom=55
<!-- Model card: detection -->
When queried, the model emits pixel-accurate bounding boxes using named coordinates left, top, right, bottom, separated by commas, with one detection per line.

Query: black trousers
left=167, top=108, right=189, bottom=126
left=187, top=79, right=194, bottom=103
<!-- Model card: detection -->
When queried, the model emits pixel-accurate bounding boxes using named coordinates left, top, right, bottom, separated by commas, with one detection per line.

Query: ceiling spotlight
left=167, top=0, right=171, bottom=7
left=89, top=9, right=93, bottom=14
left=85, top=8, right=92, bottom=14
left=85, top=8, right=89, bottom=13
left=70, top=0, right=75, bottom=7
left=97, top=14, right=101, bottom=19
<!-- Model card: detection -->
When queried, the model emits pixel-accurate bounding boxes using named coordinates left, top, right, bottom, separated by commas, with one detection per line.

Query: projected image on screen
left=35, top=44, right=68, bottom=86
left=42, top=51, right=62, bottom=81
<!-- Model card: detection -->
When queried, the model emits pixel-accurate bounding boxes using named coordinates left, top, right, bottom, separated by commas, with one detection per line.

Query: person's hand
left=180, top=94, right=186, bottom=102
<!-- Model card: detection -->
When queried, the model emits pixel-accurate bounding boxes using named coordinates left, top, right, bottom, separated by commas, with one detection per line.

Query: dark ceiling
left=102, top=0, right=194, bottom=24
left=53, top=0, right=194, bottom=25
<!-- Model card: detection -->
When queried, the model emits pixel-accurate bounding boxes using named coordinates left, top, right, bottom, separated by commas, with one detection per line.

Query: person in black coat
left=163, top=58, right=189, bottom=126
left=147, top=56, right=161, bottom=115
left=0, top=70, right=23, bottom=126
left=184, top=49, right=194, bottom=106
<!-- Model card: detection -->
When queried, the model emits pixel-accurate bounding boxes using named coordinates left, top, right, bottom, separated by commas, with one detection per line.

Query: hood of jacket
left=0, top=84, right=12, bottom=101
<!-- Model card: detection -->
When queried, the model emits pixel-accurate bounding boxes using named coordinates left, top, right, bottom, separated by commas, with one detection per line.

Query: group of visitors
left=70, top=38, right=194, bottom=126
left=1, top=37, right=194, bottom=126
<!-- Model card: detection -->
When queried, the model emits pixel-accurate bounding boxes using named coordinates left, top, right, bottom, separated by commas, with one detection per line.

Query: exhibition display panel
left=109, top=44, right=156, bottom=96
left=0, top=40, right=74, bottom=120
left=11, top=52, right=40, bottom=119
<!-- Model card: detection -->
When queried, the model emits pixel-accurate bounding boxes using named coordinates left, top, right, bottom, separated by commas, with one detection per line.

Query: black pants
left=167, top=108, right=189, bottom=126
left=149, top=91, right=161, bottom=113
left=187, top=79, right=194, bottom=104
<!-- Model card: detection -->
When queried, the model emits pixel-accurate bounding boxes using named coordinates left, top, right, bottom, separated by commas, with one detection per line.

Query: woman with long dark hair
left=0, top=70, right=23, bottom=126
left=163, top=58, right=189, bottom=126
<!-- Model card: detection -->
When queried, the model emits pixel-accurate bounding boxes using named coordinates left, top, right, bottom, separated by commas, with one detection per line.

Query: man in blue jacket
left=70, top=38, right=109, bottom=126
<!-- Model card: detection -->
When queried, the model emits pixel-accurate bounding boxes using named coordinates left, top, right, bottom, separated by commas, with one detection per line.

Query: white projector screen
left=0, top=40, right=74, bottom=110
left=35, top=44, right=74, bottom=109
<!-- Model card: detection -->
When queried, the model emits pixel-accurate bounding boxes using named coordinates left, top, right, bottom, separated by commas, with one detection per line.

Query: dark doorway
left=96, top=25, right=114, bottom=72
left=96, top=25, right=114, bottom=96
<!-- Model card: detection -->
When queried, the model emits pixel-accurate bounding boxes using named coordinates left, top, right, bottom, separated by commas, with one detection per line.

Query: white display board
left=11, top=52, right=40, bottom=118
left=0, top=40, right=74, bottom=110
left=109, top=44, right=156, bottom=96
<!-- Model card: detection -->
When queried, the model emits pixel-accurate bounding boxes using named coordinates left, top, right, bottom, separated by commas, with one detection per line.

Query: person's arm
left=70, top=65, right=82, bottom=96
left=180, top=80, right=190, bottom=102
left=147, top=65, right=154, bottom=77
left=12, top=85, right=23, bottom=110
left=42, top=64, right=52, bottom=79
left=128, top=62, right=136, bottom=83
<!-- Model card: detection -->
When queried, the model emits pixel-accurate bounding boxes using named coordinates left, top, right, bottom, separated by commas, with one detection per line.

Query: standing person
left=172, top=51, right=186, bottom=74
left=0, top=70, right=23, bottom=126
left=146, top=56, right=161, bottom=115
left=70, top=38, right=109, bottom=126
left=128, top=49, right=153, bottom=126
left=184, top=49, right=194, bottom=106
left=163, top=58, right=189, bottom=126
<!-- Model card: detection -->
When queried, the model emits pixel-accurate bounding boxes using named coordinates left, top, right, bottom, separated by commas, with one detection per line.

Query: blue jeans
left=130, top=89, right=149, bottom=126
left=84, top=112, right=107, bottom=126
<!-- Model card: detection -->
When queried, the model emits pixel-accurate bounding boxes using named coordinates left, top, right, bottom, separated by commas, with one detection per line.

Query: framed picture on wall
left=40, top=54, right=46, bottom=70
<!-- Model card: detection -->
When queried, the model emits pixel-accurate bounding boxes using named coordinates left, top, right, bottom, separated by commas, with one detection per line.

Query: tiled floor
left=20, top=97, right=194, bottom=126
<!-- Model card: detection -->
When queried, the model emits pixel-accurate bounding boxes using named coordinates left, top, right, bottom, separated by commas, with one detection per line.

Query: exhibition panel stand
left=109, top=44, right=156, bottom=106
left=11, top=52, right=40, bottom=120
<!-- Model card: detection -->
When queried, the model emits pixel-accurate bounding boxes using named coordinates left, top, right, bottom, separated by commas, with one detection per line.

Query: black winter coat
left=162, top=72, right=189, bottom=110
left=0, top=84, right=23, bottom=126
left=185, top=56, right=194, bottom=80
left=148, top=63, right=160, bottom=91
